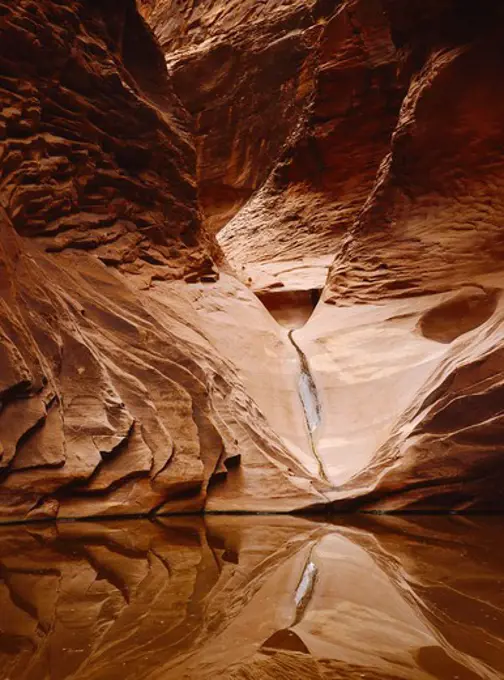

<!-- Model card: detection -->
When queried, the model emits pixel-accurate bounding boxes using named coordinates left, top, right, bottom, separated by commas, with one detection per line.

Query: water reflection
left=0, top=515, right=503, bottom=679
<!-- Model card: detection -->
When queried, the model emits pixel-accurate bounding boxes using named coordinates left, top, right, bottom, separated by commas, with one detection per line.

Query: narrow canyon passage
left=2, top=0, right=504, bottom=520
left=155, top=0, right=504, bottom=511
left=247, top=274, right=330, bottom=483
left=214, top=259, right=333, bottom=488
left=3, top=0, right=504, bottom=675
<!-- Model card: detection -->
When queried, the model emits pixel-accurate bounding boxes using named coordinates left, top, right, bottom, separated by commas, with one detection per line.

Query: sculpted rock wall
left=218, top=0, right=405, bottom=268
left=0, top=0, right=326, bottom=521
left=3, top=0, right=504, bottom=518
left=143, top=0, right=504, bottom=511
left=0, top=0, right=215, bottom=280
left=321, top=0, right=504, bottom=510
left=139, top=0, right=337, bottom=234
left=328, top=0, right=504, bottom=301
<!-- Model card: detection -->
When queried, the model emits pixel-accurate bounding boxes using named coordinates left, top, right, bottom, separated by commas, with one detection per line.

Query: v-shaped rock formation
left=1, top=0, right=504, bottom=518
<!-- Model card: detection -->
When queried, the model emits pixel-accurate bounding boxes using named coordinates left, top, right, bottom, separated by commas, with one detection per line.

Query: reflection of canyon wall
left=142, top=0, right=504, bottom=510
left=1, top=516, right=503, bottom=679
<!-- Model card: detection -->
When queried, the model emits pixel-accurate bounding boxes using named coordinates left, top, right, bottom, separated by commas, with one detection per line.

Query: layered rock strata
left=2, top=0, right=504, bottom=518
left=139, top=0, right=337, bottom=234
left=320, top=0, right=504, bottom=510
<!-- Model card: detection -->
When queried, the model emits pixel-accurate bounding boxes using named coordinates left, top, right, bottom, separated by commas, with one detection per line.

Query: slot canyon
left=2, top=0, right=504, bottom=521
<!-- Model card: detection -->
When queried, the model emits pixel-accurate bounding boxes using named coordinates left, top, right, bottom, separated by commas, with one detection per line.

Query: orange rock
left=0, top=0, right=324, bottom=519
left=2, top=0, right=504, bottom=517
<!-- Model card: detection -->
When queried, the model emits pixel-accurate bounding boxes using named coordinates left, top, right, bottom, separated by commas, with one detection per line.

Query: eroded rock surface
left=320, top=0, right=504, bottom=510
left=0, top=0, right=327, bottom=521
left=2, top=0, right=504, bottom=517
left=142, top=0, right=504, bottom=511
left=140, top=0, right=338, bottom=235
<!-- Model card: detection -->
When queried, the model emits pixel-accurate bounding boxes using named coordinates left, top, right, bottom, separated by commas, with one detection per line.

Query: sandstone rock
left=0, top=0, right=325, bottom=520
left=216, top=0, right=405, bottom=269
left=321, top=0, right=504, bottom=510
left=138, top=0, right=337, bottom=234
left=142, top=0, right=504, bottom=511
left=2, top=0, right=504, bottom=517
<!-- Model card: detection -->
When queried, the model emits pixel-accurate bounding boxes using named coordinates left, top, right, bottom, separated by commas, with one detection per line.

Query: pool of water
left=1, top=515, right=503, bottom=679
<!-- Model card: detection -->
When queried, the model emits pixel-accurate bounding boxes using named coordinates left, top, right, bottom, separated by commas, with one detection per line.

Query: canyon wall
left=1, top=0, right=504, bottom=519
left=0, top=0, right=327, bottom=521
left=142, top=0, right=504, bottom=511
left=320, top=0, right=504, bottom=510
left=140, top=0, right=334, bottom=234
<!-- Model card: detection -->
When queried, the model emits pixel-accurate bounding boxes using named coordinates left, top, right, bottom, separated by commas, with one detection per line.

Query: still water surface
left=0, top=515, right=503, bottom=679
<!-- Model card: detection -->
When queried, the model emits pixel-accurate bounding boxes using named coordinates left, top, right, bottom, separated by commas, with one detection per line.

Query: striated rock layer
left=139, top=0, right=336, bottom=235
left=320, top=0, right=504, bottom=510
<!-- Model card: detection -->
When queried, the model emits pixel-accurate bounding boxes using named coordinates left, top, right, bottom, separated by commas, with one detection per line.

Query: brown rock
left=139, top=0, right=336, bottom=234
left=0, top=0, right=325, bottom=520
left=321, top=0, right=504, bottom=510
left=155, top=0, right=504, bottom=510
left=215, top=0, right=405, bottom=268
left=2, top=0, right=504, bottom=517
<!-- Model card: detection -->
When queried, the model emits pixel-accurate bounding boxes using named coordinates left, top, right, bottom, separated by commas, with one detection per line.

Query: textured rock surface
left=216, top=0, right=404, bottom=270
left=139, top=0, right=336, bottom=234
left=3, top=0, right=504, bottom=517
left=140, top=0, right=504, bottom=511
left=0, top=0, right=214, bottom=278
left=1, top=515, right=503, bottom=679
left=298, top=287, right=504, bottom=510
left=320, top=0, right=504, bottom=510
left=0, top=0, right=328, bottom=520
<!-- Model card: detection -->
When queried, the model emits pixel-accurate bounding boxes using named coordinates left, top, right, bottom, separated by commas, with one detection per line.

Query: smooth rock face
left=1, top=515, right=503, bottom=679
